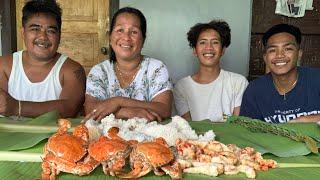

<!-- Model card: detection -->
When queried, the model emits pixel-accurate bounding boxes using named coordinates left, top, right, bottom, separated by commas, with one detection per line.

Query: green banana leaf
left=1, top=113, right=319, bottom=157
left=1, top=154, right=320, bottom=180
left=189, top=121, right=319, bottom=157
left=1, top=113, right=320, bottom=179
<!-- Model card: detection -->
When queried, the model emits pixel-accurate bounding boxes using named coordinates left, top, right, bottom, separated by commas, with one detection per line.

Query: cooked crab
left=117, top=137, right=182, bottom=179
left=41, top=119, right=99, bottom=180
left=88, top=127, right=132, bottom=176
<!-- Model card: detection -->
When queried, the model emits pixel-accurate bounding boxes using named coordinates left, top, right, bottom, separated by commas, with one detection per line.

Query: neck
left=23, top=51, right=59, bottom=67
left=192, top=66, right=221, bottom=84
left=272, top=69, right=298, bottom=96
left=116, top=56, right=142, bottom=72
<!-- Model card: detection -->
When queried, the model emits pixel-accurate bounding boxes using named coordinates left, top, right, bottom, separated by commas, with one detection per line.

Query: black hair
left=109, top=7, right=147, bottom=62
left=262, top=23, right=301, bottom=47
left=187, top=20, right=231, bottom=48
left=22, top=0, right=62, bottom=32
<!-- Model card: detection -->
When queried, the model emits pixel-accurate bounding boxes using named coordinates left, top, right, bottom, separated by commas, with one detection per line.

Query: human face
left=263, top=32, right=302, bottom=76
left=193, top=29, right=225, bottom=67
left=110, top=13, right=144, bottom=62
left=22, top=13, right=60, bottom=61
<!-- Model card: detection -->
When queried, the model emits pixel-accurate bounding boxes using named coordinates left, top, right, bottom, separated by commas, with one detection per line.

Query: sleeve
left=148, top=62, right=173, bottom=100
left=85, top=64, right=109, bottom=100
left=239, top=84, right=263, bottom=120
left=173, top=81, right=190, bottom=116
left=234, top=77, right=249, bottom=107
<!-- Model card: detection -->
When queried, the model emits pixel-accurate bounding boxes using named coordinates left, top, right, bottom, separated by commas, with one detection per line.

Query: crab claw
left=57, top=119, right=71, bottom=134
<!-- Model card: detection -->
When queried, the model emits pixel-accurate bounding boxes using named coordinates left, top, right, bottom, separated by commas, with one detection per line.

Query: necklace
left=273, top=74, right=298, bottom=100
left=115, top=62, right=140, bottom=88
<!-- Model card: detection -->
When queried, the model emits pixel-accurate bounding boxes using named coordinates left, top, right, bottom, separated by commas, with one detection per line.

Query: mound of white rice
left=85, top=114, right=215, bottom=146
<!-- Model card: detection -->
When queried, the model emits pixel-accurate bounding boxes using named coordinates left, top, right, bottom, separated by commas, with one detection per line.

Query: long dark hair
left=109, top=7, right=147, bottom=62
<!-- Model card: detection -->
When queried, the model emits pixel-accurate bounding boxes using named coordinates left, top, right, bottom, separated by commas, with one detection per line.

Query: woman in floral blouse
left=84, top=7, right=172, bottom=121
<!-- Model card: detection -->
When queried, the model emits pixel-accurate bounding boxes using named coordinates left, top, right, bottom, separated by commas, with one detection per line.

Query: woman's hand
left=115, top=107, right=162, bottom=122
left=84, top=97, right=121, bottom=121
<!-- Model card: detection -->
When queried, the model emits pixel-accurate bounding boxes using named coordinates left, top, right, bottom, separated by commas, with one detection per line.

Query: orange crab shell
left=88, top=136, right=130, bottom=161
left=134, top=141, right=174, bottom=167
left=47, top=133, right=87, bottom=163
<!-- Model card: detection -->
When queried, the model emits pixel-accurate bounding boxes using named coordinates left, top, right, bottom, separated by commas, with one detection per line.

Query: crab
left=117, top=137, right=182, bottom=179
left=41, top=119, right=99, bottom=180
left=88, top=127, right=132, bottom=176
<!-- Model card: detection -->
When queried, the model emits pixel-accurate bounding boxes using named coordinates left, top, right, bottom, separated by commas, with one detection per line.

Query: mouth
left=203, top=53, right=215, bottom=57
left=273, top=61, right=288, bottom=66
left=119, top=44, right=132, bottom=49
left=34, top=40, right=51, bottom=49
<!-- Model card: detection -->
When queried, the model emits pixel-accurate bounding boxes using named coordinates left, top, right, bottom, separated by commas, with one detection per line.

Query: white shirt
left=174, top=69, right=248, bottom=122
left=86, top=56, right=172, bottom=101
left=8, top=51, right=67, bottom=102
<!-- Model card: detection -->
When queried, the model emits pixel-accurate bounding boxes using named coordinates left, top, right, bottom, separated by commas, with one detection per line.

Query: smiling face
left=110, top=12, right=144, bottom=62
left=263, top=32, right=302, bottom=76
left=22, top=13, right=60, bottom=61
left=193, top=29, right=225, bottom=67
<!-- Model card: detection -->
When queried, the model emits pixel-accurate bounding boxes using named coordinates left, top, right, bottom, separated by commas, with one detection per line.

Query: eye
left=131, top=30, right=138, bottom=35
left=284, top=47, right=294, bottom=51
left=30, top=27, right=40, bottom=31
left=47, top=28, right=58, bottom=35
left=267, top=48, right=276, bottom=53
left=198, top=40, right=206, bottom=45
left=212, top=41, right=220, bottom=45
left=115, top=28, right=124, bottom=33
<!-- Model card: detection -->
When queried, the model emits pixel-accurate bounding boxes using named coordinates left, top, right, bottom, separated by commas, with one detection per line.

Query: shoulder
left=245, top=74, right=271, bottom=93
left=88, top=59, right=112, bottom=75
left=221, top=70, right=247, bottom=81
left=299, top=67, right=320, bottom=77
left=61, top=57, right=85, bottom=75
left=0, top=54, right=14, bottom=75
left=144, top=56, right=167, bottom=68
left=175, top=76, right=191, bottom=88
left=220, top=70, right=248, bottom=86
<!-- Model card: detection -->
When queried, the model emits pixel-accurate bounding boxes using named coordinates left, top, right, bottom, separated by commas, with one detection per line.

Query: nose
left=205, top=42, right=213, bottom=49
left=38, top=29, right=49, bottom=39
left=275, top=49, right=285, bottom=58
left=122, top=31, right=131, bottom=40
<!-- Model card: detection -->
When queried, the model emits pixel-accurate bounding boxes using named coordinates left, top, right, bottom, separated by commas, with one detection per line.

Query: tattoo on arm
left=73, top=67, right=86, bottom=84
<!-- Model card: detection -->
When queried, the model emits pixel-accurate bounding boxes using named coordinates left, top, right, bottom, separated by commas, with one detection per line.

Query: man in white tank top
left=0, top=0, right=86, bottom=118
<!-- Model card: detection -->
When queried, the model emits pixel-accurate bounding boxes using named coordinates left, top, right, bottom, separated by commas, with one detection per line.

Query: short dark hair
left=109, top=7, right=147, bottom=62
left=187, top=20, right=231, bottom=48
left=262, top=23, right=301, bottom=46
left=22, top=0, right=62, bottom=32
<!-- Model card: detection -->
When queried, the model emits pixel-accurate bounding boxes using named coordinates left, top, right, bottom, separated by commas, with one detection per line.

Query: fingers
left=82, top=109, right=98, bottom=123
left=147, top=110, right=162, bottom=122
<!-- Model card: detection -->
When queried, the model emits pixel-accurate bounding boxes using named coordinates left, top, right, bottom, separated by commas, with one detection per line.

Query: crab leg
left=117, top=161, right=152, bottom=178
left=160, top=161, right=182, bottom=179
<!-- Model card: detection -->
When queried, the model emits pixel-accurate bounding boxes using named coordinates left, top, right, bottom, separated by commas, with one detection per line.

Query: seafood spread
left=175, top=139, right=277, bottom=178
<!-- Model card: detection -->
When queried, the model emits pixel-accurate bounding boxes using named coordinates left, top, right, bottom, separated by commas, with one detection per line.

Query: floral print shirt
left=86, top=56, right=172, bottom=101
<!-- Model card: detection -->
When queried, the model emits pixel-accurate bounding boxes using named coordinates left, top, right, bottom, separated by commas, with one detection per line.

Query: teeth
left=120, top=44, right=131, bottom=48
left=203, top=53, right=214, bottom=57
left=275, top=62, right=287, bottom=66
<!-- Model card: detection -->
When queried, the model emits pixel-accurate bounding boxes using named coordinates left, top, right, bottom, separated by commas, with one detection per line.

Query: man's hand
left=0, top=89, right=18, bottom=116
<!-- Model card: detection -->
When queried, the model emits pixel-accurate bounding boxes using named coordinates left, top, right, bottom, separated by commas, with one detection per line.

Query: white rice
left=85, top=114, right=215, bottom=146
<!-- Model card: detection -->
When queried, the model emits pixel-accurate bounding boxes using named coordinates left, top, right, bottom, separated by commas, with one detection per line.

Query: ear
left=192, top=48, right=198, bottom=57
left=21, top=27, right=25, bottom=39
left=221, top=47, right=226, bottom=56
left=298, top=49, right=303, bottom=61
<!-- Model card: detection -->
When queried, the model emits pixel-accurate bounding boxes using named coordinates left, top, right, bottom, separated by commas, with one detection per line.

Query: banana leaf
left=189, top=120, right=320, bottom=157
left=1, top=154, right=320, bottom=180
left=1, top=115, right=320, bottom=179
